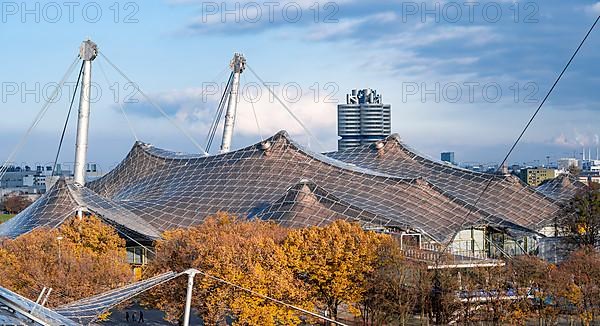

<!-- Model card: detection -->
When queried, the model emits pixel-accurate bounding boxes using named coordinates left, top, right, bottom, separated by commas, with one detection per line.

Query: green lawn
left=0, top=214, right=15, bottom=224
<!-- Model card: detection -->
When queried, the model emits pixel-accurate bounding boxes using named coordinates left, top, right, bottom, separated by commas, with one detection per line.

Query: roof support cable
left=439, top=14, right=600, bottom=263
left=97, top=59, right=139, bottom=142
left=205, top=73, right=232, bottom=153
left=51, top=62, right=85, bottom=177
left=205, top=66, right=235, bottom=145
left=200, top=66, right=233, bottom=153
left=205, top=72, right=234, bottom=153
left=243, top=73, right=265, bottom=143
left=246, top=64, right=326, bottom=152
left=0, top=56, right=80, bottom=182
left=98, top=52, right=209, bottom=156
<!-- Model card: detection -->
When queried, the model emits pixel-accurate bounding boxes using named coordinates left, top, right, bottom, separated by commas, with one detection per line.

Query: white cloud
left=125, top=83, right=339, bottom=152
left=380, top=25, right=499, bottom=48
left=586, top=2, right=600, bottom=15
left=293, top=11, right=398, bottom=41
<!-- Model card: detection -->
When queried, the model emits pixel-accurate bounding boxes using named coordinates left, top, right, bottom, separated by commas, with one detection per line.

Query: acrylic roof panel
left=537, top=174, right=586, bottom=202
left=0, top=179, right=77, bottom=238
left=1, top=131, right=558, bottom=243
left=326, top=134, right=560, bottom=232
left=251, top=179, right=392, bottom=228
left=0, top=286, right=77, bottom=326
left=0, top=178, right=160, bottom=239
left=82, top=131, right=506, bottom=242
left=55, top=271, right=178, bottom=325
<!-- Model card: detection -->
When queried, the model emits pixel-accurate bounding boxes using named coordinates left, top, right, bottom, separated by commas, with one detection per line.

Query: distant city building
left=581, top=159, right=600, bottom=172
left=441, top=152, right=455, bottom=165
left=1, top=162, right=101, bottom=193
left=510, top=164, right=521, bottom=174
left=0, top=166, right=45, bottom=194
left=557, top=158, right=579, bottom=172
left=521, top=168, right=558, bottom=187
left=579, top=171, right=600, bottom=184
left=337, top=88, right=391, bottom=150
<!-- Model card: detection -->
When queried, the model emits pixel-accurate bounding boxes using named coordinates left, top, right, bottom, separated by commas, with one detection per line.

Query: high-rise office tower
left=337, top=88, right=391, bottom=150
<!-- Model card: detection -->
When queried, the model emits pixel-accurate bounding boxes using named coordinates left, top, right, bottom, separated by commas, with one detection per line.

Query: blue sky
left=0, top=0, right=599, bottom=171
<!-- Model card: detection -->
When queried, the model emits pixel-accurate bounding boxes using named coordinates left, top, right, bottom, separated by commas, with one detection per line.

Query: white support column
left=183, top=269, right=199, bottom=326
left=73, top=39, right=98, bottom=186
left=220, top=53, right=246, bottom=153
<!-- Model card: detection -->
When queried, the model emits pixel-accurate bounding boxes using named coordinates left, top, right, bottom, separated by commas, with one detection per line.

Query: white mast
left=73, top=39, right=97, bottom=186
left=220, top=53, right=246, bottom=153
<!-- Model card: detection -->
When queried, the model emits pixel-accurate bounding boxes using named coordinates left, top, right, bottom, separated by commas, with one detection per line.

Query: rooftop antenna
left=220, top=53, right=246, bottom=153
left=74, top=39, right=97, bottom=186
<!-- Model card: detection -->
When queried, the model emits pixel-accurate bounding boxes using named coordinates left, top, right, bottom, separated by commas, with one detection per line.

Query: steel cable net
left=0, top=130, right=580, bottom=255
left=54, top=272, right=178, bottom=325
left=0, top=272, right=177, bottom=325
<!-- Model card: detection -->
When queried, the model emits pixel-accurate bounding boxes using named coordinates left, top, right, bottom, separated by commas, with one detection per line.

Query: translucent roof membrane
left=0, top=131, right=575, bottom=243
left=327, top=134, right=563, bottom=235
left=55, top=272, right=178, bottom=325
left=0, top=286, right=78, bottom=325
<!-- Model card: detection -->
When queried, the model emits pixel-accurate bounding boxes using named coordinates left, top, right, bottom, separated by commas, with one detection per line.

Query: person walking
left=125, top=311, right=130, bottom=323
left=138, top=310, right=144, bottom=323
left=132, top=312, right=137, bottom=323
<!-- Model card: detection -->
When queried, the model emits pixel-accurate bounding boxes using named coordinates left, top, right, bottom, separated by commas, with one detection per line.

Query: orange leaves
left=282, top=220, right=386, bottom=321
left=59, top=215, right=126, bottom=255
left=145, top=213, right=305, bottom=325
left=0, top=215, right=131, bottom=307
left=146, top=216, right=397, bottom=324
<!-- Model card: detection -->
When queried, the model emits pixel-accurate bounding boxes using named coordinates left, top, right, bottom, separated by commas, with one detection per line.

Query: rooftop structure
left=0, top=131, right=574, bottom=260
left=537, top=174, right=587, bottom=201
left=338, top=89, right=391, bottom=150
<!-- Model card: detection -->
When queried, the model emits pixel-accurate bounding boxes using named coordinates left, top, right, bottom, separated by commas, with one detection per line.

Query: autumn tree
left=429, top=266, right=461, bottom=324
left=0, top=215, right=132, bottom=307
left=506, top=255, right=561, bottom=325
left=282, top=220, right=382, bottom=322
left=457, top=265, right=520, bottom=325
left=2, top=195, right=32, bottom=214
left=558, top=246, right=600, bottom=325
left=144, top=213, right=307, bottom=325
left=360, top=236, right=425, bottom=325
left=558, top=183, right=600, bottom=248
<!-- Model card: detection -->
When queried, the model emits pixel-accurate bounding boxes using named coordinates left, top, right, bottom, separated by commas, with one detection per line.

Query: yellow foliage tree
left=558, top=246, right=600, bottom=325
left=144, top=212, right=308, bottom=325
left=282, top=220, right=382, bottom=321
left=0, top=215, right=132, bottom=307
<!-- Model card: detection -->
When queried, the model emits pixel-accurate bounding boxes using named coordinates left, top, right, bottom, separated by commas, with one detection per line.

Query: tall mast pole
left=220, top=53, right=246, bottom=153
left=73, top=39, right=97, bottom=186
